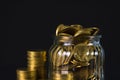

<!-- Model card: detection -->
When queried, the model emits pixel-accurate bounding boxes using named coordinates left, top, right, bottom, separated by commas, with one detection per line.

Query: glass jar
left=48, top=35, right=105, bottom=80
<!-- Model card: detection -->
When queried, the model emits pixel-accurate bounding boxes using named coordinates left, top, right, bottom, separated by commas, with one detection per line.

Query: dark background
left=3, top=0, right=119, bottom=80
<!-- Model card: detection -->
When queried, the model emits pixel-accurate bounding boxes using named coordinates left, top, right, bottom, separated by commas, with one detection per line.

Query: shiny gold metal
left=56, top=24, right=83, bottom=36
left=74, top=27, right=99, bottom=37
left=73, top=44, right=95, bottom=62
left=73, top=27, right=99, bottom=45
left=70, top=24, right=83, bottom=30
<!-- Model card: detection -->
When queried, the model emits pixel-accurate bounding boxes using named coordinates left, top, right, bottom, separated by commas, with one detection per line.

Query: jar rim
left=56, top=35, right=102, bottom=38
left=85, top=35, right=102, bottom=38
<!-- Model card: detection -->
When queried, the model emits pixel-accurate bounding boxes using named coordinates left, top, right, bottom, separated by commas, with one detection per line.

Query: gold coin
left=56, top=24, right=68, bottom=36
left=27, top=67, right=37, bottom=71
left=73, top=27, right=99, bottom=45
left=74, top=27, right=99, bottom=37
left=82, top=27, right=99, bottom=36
left=27, top=50, right=47, bottom=61
left=58, top=27, right=79, bottom=36
left=70, top=24, right=83, bottom=30
left=56, top=24, right=83, bottom=36
left=27, top=50, right=46, bottom=56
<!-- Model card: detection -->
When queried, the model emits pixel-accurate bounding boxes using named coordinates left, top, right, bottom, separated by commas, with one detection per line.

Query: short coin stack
left=16, top=68, right=36, bottom=80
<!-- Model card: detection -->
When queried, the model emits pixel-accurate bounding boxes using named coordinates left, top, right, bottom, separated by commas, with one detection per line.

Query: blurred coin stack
left=16, top=50, right=47, bottom=80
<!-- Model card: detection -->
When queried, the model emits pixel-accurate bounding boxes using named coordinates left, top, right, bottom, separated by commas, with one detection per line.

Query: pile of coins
left=51, top=24, right=99, bottom=67
left=16, top=50, right=47, bottom=80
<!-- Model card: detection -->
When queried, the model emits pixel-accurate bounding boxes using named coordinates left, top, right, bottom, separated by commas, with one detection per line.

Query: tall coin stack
left=27, top=50, right=47, bottom=79
left=27, top=50, right=46, bottom=70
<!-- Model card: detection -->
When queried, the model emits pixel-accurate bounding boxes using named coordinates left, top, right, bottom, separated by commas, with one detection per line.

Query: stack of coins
left=16, top=68, right=36, bottom=80
left=27, top=50, right=47, bottom=79
left=16, top=50, right=47, bottom=80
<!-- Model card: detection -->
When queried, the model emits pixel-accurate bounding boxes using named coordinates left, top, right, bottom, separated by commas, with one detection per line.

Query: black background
left=3, top=0, right=119, bottom=80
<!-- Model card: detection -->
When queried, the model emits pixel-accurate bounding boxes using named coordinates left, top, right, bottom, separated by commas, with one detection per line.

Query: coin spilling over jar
left=48, top=24, right=105, bottom=80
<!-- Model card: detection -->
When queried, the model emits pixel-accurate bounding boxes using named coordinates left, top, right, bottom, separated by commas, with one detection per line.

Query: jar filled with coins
left=48, top=24, right=105, bottom=80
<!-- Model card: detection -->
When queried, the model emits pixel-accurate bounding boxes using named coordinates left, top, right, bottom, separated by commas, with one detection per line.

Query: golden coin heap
left=16, top=50, right=47, bottom=80
left=56, top=24, right=99, bottom=45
